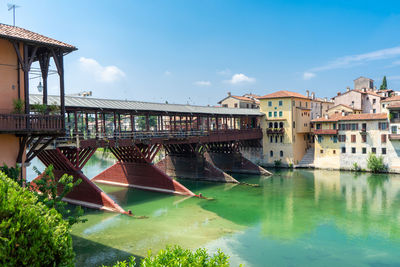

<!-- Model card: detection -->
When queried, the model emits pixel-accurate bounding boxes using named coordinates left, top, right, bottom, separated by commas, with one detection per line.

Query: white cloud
left=194, top=80, right=211, bottom=86
left=79, top=57, right=125, bottom=82
left=217, top=68, right=231, bottom=76
left=307, top=45, right=400, bottom=73
left=227, top=73, right=255, bottom=84
left=164, top=70, right=172, bottom=76
left=303, top=72, right=316, bottom=80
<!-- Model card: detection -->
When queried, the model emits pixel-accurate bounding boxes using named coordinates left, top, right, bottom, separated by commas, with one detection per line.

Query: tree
left=380, top=76, right=387, bottom=90
left=0, top=172, right=75, bottom=266
left=367, top=153, right=386, bottom=173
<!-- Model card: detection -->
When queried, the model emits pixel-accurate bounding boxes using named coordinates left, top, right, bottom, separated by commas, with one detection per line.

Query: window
left=274, top=122, right=278, bottom=128
left=341, top=147, right=346, bottom=154
left=269, top=122, right=273, bottom=128
left=392, top=126, right=397, bottom=134
left=270, top=136, right=273, bottom=143
left=279, top=122, right=284, bottom=128
left=382, top=148, right=387, bottom=155
left=275, top=136, right=278, bottom=143
left=280, top=136, right=283, bottom=143
left=280, top=150, right=283, bottom=157
left=351, top=101, right=354, bottom=106
left=222, top=104, right=228, bottom=107
left=351, top=135, right=356, bottom=143
left=333, top=123, right=336, bottom=130
left=306, top=102, right=308, bottom=108
left=270, top=150, right=273, bottom=157
left=279, top=100, right=282, bottom=106
left=338, top=135, right=346, bottom=142
left=333, top=150, right=336, bottom=154
left=373, top=98, right=376, bottom=104
left=373, top=109, right=376, bottom=114
left=268, top=112, right=272, bottom=117
left=268, top=101, right=272, bottom=107
left=372, top=147, right=376, bottom=154
left=352, top=147, right=356, bottom=154
left=362, top=135, right=367, bottom=143
left=379, top=122, right=388, bottom=130
left=279, top=111, right=283, bottom=117
left=351, top=124, right=358, bottom=130
left=234, top=103, right=238, bottom=108
left=362, top=123, right=366, bottom=131
left=320, top=150, right=323, bottom=154
left=274, top=111, right=277, bottom=117
left=292, top=100, right=295, bottom=106
left=318, top=136, right=323, bottom=143
left=316, top=123, right=321, bottom=130
left=333, top=136, right=338, bottom=143
left=382, top=134, right=387, bottom=143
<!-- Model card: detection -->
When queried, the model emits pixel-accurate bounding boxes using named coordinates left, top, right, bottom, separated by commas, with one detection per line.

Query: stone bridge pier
left=92, top=143, right=195, bottom=196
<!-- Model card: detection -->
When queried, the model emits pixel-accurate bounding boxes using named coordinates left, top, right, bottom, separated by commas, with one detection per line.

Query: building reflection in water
left=261, top=169, right=400, bottom=241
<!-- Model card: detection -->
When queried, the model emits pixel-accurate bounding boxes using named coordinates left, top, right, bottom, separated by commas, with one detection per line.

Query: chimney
left=311, top=92, right=315, bottom=100
left=342, top=111, right=345, bottom=116
left=228, top=92, right=231, bottom=96
left=346, top=86, right=350, bottom=92
left=306, top=90, right=310, bottom=98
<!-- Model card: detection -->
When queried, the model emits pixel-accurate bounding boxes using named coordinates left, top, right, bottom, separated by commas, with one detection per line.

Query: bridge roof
left=30, top=95, right=263, bottom=116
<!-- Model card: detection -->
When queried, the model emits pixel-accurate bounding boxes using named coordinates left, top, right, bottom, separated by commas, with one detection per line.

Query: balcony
left=390, top=118, right=400, bottom=123
left=360, top=128, right=367, bottom=134
left=0, top=114, right=64, bottom=134
left=312, top=129, right=338, bottom=135
left=266, top=128, right=285, bottom=135
left=389, top=134, right=400, bottom=140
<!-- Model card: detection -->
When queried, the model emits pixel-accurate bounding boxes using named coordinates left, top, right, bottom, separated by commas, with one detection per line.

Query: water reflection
left=64, top=156, right=400, bottom=266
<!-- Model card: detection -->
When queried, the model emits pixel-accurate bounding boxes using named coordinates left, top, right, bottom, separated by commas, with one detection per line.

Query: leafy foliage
left=0, top=164, right=22, bottom=187
left=367, top=153, right=386, bottom=173
left=32, top=165, right=87, bottom=226
left=12, top=98, right=24, bottom=114
left=380, top=76, right=387, bottom=90
left=31, top=102, right=59, bottom=115
left=352, top=162, right=361, bottom=172
left=274, top=159, right=282, bottom=167
left=136, top=116, right=157, bottom=131
left=0, top=172, right=75, bottom=266
left=103, top=245, right=230, bottom=267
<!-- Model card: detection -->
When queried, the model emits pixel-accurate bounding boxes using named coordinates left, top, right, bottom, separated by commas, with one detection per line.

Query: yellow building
left=326, top=104, right=362, bottom=116
left=258, top=90, right=311, bottom=166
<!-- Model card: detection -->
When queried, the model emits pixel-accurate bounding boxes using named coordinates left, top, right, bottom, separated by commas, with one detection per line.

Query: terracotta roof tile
left=258, top=90, right=309, bottom=100
left=327, top=104, right=362, bottom=111
left=0, top=24, right=76, bottom=51
left=382, top=95, right=400, bottom=102
left=312, top=113, right=387, bottom=122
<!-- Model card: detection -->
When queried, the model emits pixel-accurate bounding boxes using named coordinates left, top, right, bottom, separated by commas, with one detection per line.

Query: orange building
left=0, top=24, right=76, bottom=176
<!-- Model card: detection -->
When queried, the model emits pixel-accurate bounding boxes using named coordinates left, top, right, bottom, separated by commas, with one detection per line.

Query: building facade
left=311, top=113, right=400, bottom=172
left=218, top=92, right=260, bottom=109
left=258, top=90, right=311, bottom=166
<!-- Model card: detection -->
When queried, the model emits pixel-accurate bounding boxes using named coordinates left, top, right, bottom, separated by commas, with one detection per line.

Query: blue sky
left=3, top=0, right=400, bottom=105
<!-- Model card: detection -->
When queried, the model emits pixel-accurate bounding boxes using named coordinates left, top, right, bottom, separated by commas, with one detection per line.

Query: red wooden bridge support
left=205, top=141, right=271, bottom=176
left=36, top=147, right=126, bottom=213
left=155, top=144, right=239, bottom=183
left=92, top=144, right=195, bottom=196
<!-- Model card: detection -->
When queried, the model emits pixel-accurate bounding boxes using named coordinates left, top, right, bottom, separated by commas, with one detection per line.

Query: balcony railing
left=266, top=128, right=285, bottom=134
left=312, top=129, right=338, bottom=135
left=0, top=114, right=64, bottom=133
left=390, top=118, right=400, bottom=123
left=389, top=134, right=400, bottom=140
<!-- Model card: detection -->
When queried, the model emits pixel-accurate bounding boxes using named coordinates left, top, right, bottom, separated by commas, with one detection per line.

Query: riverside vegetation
left=0, top=166, right=232, bottom=266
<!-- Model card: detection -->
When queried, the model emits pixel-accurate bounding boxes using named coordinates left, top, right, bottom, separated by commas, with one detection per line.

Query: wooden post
left=118, top=113, right=121, bottom=133
left=146, top=114, right=150, bottom=131
left=74, top=111, right=78, bottom=135
left=130, top=114, right=135, bottom=132
left=38, top=53, right=50, bottom=109
left=95, top=112, right=98, bottom=136
left=216, top=116, right=219, bottom=131
left=23, top=44, right=30, bottom=119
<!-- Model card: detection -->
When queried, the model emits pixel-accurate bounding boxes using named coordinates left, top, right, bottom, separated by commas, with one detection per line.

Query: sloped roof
left=30, top=95, right=263, bottom=116
left=0, top=24, right=76, bottom=51
left=382, top=95, right=400, bottom=102
left=312, top=113, right=387, bottom=122
left=327, top=104, right=361, bottom=111
left=258, top=90, right=309, bottom=100
left=218, top=94, right=260, bottom=104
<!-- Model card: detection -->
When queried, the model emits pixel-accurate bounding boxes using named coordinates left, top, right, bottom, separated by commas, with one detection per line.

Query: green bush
left=274, top=159, right=282, bottom=167
left=103, top=245, right=230, bottom=267
left=367, top=153, right=386, bottom=173
left=12, top=98, right=24, bottom=114
left=0, top=172, right=75, bottom=266
left=0, top=164, right=22, bottom=187
left=352, top=162, right=361, bottom=172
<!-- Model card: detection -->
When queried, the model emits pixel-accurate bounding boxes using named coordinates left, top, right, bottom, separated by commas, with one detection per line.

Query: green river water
left=28, top=153, right=400, bottom=267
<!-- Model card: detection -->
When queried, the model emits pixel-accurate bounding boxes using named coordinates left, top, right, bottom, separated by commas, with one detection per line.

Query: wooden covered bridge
left=24, top=95, right=268, bottom=213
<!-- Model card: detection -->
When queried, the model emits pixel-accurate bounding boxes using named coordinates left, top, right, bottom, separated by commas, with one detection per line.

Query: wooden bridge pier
left=36, top=147, right=127, bottom=213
